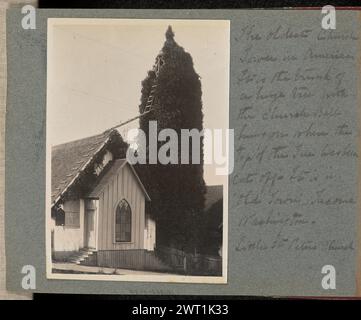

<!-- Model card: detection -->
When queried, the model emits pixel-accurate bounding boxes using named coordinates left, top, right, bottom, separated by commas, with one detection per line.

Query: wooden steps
left=67, top=247, right=97, bottom=265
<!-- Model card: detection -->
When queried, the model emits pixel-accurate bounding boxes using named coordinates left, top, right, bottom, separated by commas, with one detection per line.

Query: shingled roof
left=51, top=129, right=125, bottom=204
left=204, top=185, right=223, bottom=211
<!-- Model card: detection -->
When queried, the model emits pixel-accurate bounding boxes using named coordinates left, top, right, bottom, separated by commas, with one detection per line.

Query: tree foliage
left=137, top=26, right=206, bottom=252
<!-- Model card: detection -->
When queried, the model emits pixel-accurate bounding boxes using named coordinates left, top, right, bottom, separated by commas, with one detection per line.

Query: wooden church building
left=50, top=129, right=170, bottom=271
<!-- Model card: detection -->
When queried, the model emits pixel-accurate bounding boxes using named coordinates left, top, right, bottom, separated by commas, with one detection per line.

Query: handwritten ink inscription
left=232, top=24, right=358, bottom=254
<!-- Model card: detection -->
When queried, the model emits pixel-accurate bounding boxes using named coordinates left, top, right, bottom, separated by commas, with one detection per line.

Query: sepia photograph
left=46, top=18, right=229, bottom=283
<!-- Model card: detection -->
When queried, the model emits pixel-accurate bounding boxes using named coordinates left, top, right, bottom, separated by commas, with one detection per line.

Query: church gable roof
left=87, top=159, right=151, bottom=201
left=51, top=129, right=126, bottom=204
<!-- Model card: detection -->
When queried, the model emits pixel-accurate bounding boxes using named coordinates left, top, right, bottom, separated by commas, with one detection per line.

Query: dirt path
left=52, top=262, right=175, bottom=276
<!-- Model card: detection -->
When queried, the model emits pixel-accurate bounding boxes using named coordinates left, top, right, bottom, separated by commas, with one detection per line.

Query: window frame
left=114, top=199, right=132, bottom=243
left=64, top=210, right=80, bottom=228
left=53, top=207, right=65, bottom=227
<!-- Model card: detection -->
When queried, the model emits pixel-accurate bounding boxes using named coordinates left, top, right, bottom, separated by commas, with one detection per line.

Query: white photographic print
left=46, top=18, right=229, bottom=283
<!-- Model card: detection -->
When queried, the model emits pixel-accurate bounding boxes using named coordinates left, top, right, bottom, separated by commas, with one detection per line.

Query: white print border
left=45, top=18, right=229, bottom=285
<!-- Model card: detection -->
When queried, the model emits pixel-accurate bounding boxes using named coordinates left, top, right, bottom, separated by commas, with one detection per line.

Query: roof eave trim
left=123, top=161, right=151, bottom=202
left=85, top=160, right=151, bottom=201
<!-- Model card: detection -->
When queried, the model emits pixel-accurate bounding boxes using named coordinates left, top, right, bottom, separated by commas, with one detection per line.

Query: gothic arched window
left=115, top=199, right=131, bottom=242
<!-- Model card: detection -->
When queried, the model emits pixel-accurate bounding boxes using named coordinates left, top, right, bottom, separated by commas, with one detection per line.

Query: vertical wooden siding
left=97, top=165, right=145, bottom=250
left=144, top=215, right=156, bottom=251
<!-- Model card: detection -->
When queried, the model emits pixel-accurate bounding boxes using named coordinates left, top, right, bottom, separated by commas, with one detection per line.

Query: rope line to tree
left=104, top=54, right=165, bottom=133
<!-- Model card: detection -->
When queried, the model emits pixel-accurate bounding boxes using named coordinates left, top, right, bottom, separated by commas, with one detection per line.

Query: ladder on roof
left=106, top=55, right=165, bottom=132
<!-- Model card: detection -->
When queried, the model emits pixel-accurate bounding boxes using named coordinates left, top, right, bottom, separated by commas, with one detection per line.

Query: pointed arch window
left=115, top=199, right=131, bottom=242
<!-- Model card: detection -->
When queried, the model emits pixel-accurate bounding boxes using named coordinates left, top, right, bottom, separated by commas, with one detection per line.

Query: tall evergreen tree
left=137, top=26, right=206, bottom=252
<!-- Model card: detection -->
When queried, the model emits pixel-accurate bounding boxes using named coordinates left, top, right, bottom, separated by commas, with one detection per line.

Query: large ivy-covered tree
left=137, top=26, right=206, bottom=253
